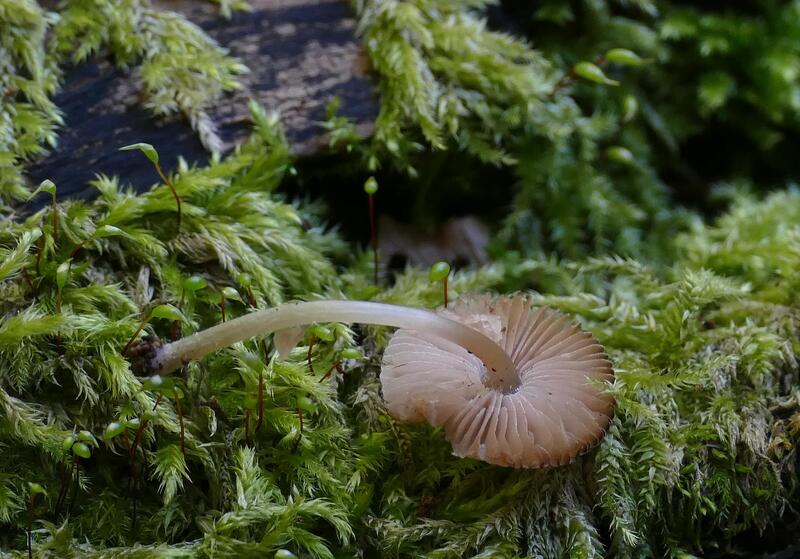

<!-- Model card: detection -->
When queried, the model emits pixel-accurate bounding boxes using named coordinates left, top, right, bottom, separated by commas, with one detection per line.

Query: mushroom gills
left=380, top=295, right=615, bottom=469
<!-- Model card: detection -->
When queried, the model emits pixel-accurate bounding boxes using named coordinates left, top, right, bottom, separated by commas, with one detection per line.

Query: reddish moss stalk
left=53, top=462, right=69, bottom=519
left=50, top=191, right=59, bottom=244
left=154, top=163, right=182, bottom=232
left=368, top=193, right=378, bottom=284
left=130, top=394, right=163, bottom=465
left=66, top=458, right=80, bottom=517
left=27, top=493, right=37, bottom=559
left=292, top=402, right=304, bottom=453
left=306, top=335, right=316, bottom=374
left=35, top=236, right=44, bottom=276
left=244, top=409, right=251, bottom=445
left=256, top=371, right=265, bottom=433
left=124, top=313, right=152, bottom=355
left=319, top=361, right=343, bottom=383
left=174, top=388, right=185, bottom=456
left=68, top=239, right=87, bottom=259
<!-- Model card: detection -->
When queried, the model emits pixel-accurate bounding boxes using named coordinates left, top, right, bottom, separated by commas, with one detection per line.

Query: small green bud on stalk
left=27, top=482, right=46, bottom=559
left=183, top=275, right=208, bottom=293
left=574, top=62, right=619, bottom=86
left=150, top=304, right=185, bottom=322
left=119, top=142, right=182, bottom=231
left=104, top=422, right=126, bottom=441
left=120, top=143, right=159, bottom=164
left=607, top=146, right=636, bottom=166
left=340, top=348, right=363, bottom=360
left=72, top=442, right=92, bottom=459
left=364, top=177, right=378, bottom=195
left=430, top=261, right=451, bottom=307
left=605, top=48, right=646, bottom=66
left=364, top=177, right=379, bottom=284
left=222, top=286, right=242, bottom=303
left=77, top=430, right=96, bottom=445
left=62, top=435, right=75, bottom=452
left=622, top=95, right=639, bottom=122
left=32, top=179, right=59, bottom=243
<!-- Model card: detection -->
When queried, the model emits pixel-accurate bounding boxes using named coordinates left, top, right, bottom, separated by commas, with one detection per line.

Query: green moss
left=0, top=136, right=797, bottom=555
left=1, top=1, right=800, bottom=558
left=0, top=0, right=247, bottom=200
left=0, top=0, right=60, bottom=200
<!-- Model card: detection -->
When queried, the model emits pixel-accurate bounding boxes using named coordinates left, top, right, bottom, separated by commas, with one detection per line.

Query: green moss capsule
left=72, top=442, right=92, bottom=459
left=222, top=286, right=242, bottom=302
left=183, top=275, right=208, bottom=292
left=62, top=435, right=76, bottom=452
left=363, top=176, right=378, bottom=195
left=606, top=48, right=645, bottom=66
left=607, top=146, right=636, bottom=165
left=119, top=142, right=159, bottom=164
left=103, top=422, right=126, bottom=441
left=429, top=261, right=451, bottom=282
left=340, top=348, right=363, bottom=360
left=574, top=62, right=619, bottom=86
left=77, top=430, right=95, bottom=444
left=150, top=304, right=185, bottom=322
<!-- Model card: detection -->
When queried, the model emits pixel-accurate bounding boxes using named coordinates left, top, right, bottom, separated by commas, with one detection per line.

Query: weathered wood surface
left=379, top=215, right=490, bottom=276
left=28, top=0, right=377, bottom=199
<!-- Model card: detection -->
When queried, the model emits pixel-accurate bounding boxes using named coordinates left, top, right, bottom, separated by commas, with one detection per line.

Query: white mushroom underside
left=380, top=295, right=615, bottom=468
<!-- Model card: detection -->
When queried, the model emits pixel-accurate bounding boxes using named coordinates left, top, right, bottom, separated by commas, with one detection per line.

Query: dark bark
left=28, top=0, right=377, bottom=200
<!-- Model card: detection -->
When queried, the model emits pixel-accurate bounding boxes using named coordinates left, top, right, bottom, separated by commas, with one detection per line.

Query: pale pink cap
left=380, top=295, right=614, bottom=468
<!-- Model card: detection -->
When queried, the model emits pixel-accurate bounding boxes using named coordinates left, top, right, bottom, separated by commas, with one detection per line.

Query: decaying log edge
left=28, top=0, right=378, bottom=199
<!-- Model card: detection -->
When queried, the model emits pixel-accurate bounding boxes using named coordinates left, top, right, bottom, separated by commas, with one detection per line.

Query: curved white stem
left=151, top=300, right=520, bottom=393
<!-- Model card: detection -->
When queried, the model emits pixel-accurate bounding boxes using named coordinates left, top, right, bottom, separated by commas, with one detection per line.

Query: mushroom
left=381, top=295, right=614, bottom=468
left=139, top=295, right=614, bottom=468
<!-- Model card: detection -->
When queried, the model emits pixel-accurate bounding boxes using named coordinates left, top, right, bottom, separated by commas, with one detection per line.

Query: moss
left=0, top=0, right=246, bottom=200
left=0, top=1, right=800, bottom=558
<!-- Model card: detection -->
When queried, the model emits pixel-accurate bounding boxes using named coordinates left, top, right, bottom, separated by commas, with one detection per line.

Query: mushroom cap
left=380, top=295, right=614, bottom=468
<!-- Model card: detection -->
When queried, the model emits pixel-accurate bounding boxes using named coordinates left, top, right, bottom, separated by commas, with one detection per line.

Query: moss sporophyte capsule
left=339, top=348, right=363, bottom=360
left=72, top=442, right=92, bottom=459
left=104, top=422, right=126, bottom=441
left=183, top=275, right=208, bottom=292
left=62, top=436, right=76, bottom=452
left=429, top=261, right=451, bottom=281
left=363, top=176, right=378, bottom=194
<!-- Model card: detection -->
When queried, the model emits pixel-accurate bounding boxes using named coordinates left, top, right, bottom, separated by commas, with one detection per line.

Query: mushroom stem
left=149, top=300, right=520, bottom=393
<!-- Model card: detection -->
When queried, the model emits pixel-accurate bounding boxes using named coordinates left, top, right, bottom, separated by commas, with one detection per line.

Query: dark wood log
left=28, top=0, right=377, bottom=200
